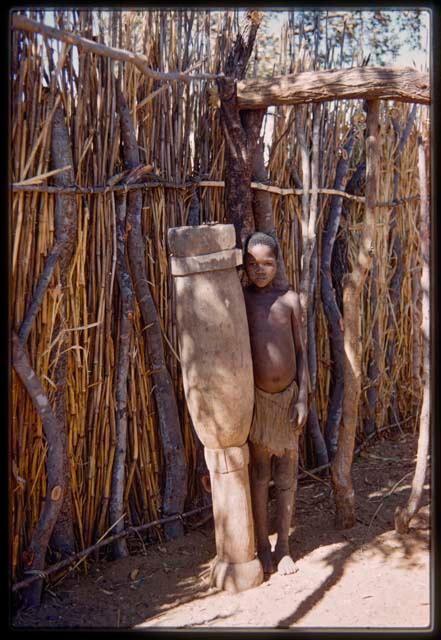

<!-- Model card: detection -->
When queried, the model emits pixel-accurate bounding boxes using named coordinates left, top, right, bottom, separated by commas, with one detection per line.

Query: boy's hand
left=290, top=399, right=308, bottom=432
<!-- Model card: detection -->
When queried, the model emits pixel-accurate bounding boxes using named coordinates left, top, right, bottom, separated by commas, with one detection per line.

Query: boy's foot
left=257, top=547, right=275, bottom=575
left=274, top=545, right=298, bottom=575
left=275, top=554, right=298, bottom=575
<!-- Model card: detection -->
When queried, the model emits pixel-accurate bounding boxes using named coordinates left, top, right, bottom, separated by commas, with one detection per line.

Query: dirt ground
left=12, top=431, right=431, bottom=630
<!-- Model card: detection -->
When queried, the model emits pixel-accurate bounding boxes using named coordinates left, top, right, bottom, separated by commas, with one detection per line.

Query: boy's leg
left=273, top=439, right=299, bottom=575
left=249, top=441, right=274, bottom=574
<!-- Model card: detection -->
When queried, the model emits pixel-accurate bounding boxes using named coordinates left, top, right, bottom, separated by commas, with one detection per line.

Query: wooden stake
left=395, top=129, right=430, bottom=533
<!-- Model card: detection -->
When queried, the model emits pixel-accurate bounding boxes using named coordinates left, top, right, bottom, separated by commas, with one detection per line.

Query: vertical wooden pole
left=116, top=84, right=188, bottom=539
left=395, top=129, right=430, bottom=533
left=305, top=103, right=328, bottom=467
left=331, top=99, right=379, bottom=529
left=48, top=103, right=77, bottom=557
left=321, top=131, right=356, bottom=459
left=296, top=104, right=311, bottom=321
left=109, top=192, right=134, bottom=558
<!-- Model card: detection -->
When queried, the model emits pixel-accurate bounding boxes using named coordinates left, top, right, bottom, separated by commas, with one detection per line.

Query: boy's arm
left=290, top=291, right=308, bottom=427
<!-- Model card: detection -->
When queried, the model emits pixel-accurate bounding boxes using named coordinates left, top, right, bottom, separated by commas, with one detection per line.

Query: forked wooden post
left=331, top=99, right=380, bottom=529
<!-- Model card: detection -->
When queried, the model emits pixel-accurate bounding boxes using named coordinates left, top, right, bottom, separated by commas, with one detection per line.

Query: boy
left=243, top=232, right=308, bottom=575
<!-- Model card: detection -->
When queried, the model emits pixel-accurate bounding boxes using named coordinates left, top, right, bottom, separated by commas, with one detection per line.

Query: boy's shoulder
left=278, top=286, right=299, bottom=306
left=243, top=285, right=299, bottom=301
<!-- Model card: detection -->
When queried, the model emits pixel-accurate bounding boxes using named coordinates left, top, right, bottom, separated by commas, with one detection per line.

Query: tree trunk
left=217, top=77, right=256, bottom=248
left=48, top=103, right=77, bottom=557
left=217, top=11, right=263, bottom=249
left=116, top=84, right=187, bottom=539
left=331, top=100, right=379, bottom=529
left=395, top=131, right=430, bottom=533
left=321, top=131, right=355, bottom=458
left=109, top=192, right=134, bottom=558
left=236, top=67, right=430, bottom=109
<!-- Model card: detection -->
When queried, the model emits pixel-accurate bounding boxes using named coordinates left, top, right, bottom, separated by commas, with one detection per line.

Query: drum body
left=169, top=224, right=254, bottom=448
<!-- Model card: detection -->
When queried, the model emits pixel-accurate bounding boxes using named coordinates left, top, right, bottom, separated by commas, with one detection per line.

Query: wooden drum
left=168, top=224, right=263, bottom=592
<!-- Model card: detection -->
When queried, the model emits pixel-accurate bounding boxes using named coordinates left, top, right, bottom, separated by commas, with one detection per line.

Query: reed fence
left=11, top=9, right=427, bottom=582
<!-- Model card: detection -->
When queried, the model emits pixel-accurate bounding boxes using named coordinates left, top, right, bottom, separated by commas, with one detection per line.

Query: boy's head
left=244, top=232, right=278, bottom=289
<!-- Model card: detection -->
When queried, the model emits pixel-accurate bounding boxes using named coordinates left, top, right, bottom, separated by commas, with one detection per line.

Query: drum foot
left=210, top=557, right=263, bottom=593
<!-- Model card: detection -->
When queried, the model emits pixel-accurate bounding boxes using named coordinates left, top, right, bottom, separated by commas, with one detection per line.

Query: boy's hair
left=244, top=232, right=279, bottom=259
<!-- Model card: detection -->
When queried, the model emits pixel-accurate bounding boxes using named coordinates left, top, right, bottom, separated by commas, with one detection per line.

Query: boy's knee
left=273, top=466, right=295, bottom=491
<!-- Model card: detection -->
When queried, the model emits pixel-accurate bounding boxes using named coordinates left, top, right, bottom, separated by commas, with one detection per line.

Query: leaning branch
left=12, top=504, right=213, bottom=593
left=11, top=14, right=221, bottom=82
left=18, top=243, right=61, bottom=344
left=12, top=332, right=65, bottom=607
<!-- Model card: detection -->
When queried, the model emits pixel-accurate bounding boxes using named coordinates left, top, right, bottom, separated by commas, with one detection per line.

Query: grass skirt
left=249, top=380, right=299, bottom=457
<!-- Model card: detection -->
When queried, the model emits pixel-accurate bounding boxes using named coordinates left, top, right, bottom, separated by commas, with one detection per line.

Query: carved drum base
left=211, top=557, right=263, bottom=593
left=205, top=443, right=263, bottom=592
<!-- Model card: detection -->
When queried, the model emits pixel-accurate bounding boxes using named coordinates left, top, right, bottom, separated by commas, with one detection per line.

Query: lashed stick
left=12, top=504, right=213, bottom=593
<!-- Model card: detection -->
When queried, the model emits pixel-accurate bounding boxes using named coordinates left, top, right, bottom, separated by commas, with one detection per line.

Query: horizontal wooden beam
left=237, top=66, right=430, bottom=107
left=12, top=15, right=430, bottom=106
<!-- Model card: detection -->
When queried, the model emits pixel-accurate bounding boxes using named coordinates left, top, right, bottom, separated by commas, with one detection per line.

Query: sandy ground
left=12, top=431, right=431, bottom=630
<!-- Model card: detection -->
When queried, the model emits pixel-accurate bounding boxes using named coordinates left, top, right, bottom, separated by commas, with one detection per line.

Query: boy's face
left=245, top=243, right=277, bottom=288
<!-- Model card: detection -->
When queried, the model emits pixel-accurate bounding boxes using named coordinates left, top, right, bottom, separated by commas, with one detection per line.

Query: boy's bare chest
left=246, top=295, right=292, bottom=331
